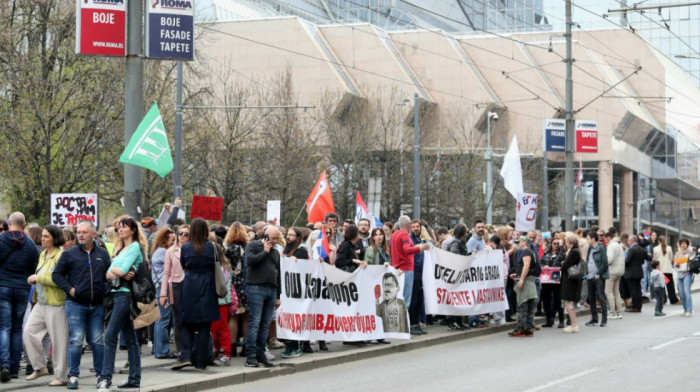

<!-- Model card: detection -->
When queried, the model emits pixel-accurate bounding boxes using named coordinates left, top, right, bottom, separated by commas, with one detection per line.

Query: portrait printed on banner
left=376, top=273, right=409, bottom=334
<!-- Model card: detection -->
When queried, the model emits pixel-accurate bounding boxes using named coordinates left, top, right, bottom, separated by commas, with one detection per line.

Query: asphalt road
left=210, top=292, right=700, bottom=392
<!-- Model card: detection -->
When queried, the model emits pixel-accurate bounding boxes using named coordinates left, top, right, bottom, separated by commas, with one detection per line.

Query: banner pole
left=290, top=203, right=306, bottom=228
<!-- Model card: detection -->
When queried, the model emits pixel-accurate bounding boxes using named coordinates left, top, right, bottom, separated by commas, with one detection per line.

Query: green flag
left=119, top=102, right=173, bottom=179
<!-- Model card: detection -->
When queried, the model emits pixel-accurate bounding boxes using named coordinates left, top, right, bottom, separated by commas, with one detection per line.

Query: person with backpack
left=508, top=236, right=539, bottom=337
left=98, top=217, right=145, bottom=392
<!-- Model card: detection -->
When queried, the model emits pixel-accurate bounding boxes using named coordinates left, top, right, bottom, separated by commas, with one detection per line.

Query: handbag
left=567, top=261, right=586, bottom=280
left=688, top=253, right=700, bottom=274
left=214, top=244, right=228, bottom=299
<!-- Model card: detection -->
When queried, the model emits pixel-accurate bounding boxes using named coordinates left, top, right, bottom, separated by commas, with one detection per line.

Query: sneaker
left=67, top=376, right=79, bottom=389
left=244, top=358, right=259, bottom=368
left=96, top=379, right=110, bottom=392
left=562, top=326, right=580, bottom=333
left=448, top=322, right=463, bottom=331
left=409, top=326, right=423, bottom=335
left=654, top=312, right=666, bottom=317
left=0, top=367, right=9, bottom=383
left=280, top=349, right=301, bottom=359
left=683, top=312, right=692, bottom=317
left=600, top=322, right=607, bottom=327
left=48, top=378, right=67, bottom=386
left=420, top=328, right=429, bottom=335
left=256, top=356, right=274, bottom=368
left=117, top=381, right=140, bottom=389
left=25, top=364, right=34, bottom=376
left=523, top=329, right=534, bottom=336
left=585, top=320, right=598, bottom=326
left=264, top=349, right=275, bottom=361
left=267, top=338, right=284, bottom=350
left=508, top=329, right=529, bottom=337
left=214, top=356, right=231, bottom=366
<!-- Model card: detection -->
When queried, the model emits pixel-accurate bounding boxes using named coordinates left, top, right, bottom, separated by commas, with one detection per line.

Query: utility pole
left=174, top=61, right=183, bottom=201
left=413, top=93, right=421, bottom=220
left=542, top=125, right=549, bottom=232
left=124, top=0, right=144, bottom=219
left=485, top=111, right=497, bottom=225
left=564, top=0, right=575, bottom=231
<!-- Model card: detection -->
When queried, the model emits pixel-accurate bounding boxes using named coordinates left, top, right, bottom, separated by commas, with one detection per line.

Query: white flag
left=500, top=135, right=523, bottom=199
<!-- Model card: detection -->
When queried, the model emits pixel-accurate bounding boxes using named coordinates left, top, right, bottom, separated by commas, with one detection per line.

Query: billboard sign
left=543, top=119, right=566, bottom=152
left=146, top=0, right=195, bottom=60
left=575, top=120, right=598, bottom=153
left=76, top=0, right=127, bottom=56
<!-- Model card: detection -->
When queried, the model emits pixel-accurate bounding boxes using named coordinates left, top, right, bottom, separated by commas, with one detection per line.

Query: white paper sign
left=277, top=259, right=410, bottom=341
left=422, top=248, right=508, bottom=316
left=50, top=194, right=98, bottom=227
left=157, top=206, right=186, bottom=229
left=267, top=200, right=281, bottom=225
left=515, top=192, right=538, bottom=232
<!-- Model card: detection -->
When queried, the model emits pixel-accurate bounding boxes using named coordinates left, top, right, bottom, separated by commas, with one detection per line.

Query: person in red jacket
left=390, top=216, right=430, bottom=308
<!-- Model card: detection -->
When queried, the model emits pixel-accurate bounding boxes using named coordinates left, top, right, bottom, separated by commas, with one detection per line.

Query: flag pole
left=482, top=174, right=503, bottom=223
left=290, top=203, right=306, bottom=228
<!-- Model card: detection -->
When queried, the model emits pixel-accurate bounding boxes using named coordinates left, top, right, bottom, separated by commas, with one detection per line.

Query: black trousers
left=587, top=278, right=608, bottom=323
left=540, top=284, right=563, bottom=322
left=180, top=322, right=211, bottom=368
left=626, top=278, right=643, bottom=310
left=619, top=276, right=630, bottom=299
left=664, top=273, right=679, bottom=304
left=408, top=279, right=424, bottom=326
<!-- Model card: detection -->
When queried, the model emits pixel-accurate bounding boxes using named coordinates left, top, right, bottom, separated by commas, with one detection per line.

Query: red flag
left=306, top=170, right=335, bottom=224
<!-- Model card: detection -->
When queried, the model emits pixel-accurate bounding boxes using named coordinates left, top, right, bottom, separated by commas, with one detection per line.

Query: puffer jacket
left=606, top=238, right=625, bottom=277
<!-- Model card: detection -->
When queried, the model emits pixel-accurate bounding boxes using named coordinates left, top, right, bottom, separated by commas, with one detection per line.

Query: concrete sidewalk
left=5, top=282, right=698, bottom=392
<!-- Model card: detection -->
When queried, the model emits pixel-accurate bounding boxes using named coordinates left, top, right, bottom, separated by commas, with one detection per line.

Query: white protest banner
left=156, top=207, right=186, bottom=229
left=50, top=194, right=98, bottom=227
left=515, top=193, right=538, bottom=232
left=266, top=200, right=281, bottom=225
left=277, top=259, right=410, bottom=341
left=422, top=248, right=508, bottom=316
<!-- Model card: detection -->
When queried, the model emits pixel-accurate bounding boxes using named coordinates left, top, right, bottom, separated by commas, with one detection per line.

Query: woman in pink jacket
left=159, top=225, right=189, bottom=357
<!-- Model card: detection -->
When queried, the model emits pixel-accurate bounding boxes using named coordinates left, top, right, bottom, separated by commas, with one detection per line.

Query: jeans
left=101, top=292, right=140, bottom=385
left=0, top=287, right=29, bottom=373
left=653, top=287, right=665, bottom=313
left=245, top=285, right=276, bottom=359
left=402, top=271, right=414, bottom=308
left=154, top=285, right=173, bottom=357
left=642, top=261, right=650, bottom=294
left=65, top=300, right=104, bottom=378
left=587, top=278, right=608, bottom=323
left=408, top=278, right=424, bottom=327
left=678, top=273, right=693, bottom=314
left=181, top=322, right=211, bottom=368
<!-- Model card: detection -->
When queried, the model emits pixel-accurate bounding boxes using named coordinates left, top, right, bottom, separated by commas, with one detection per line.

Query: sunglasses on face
left=178, top=232, right=189, bottom=237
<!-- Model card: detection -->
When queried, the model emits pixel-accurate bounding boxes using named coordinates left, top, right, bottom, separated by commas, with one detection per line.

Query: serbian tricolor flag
left=312, top=226, right=330, bottom=261
left=306, top=170, right=335, bottom=224
left=355, top=191, right=382, bottom=228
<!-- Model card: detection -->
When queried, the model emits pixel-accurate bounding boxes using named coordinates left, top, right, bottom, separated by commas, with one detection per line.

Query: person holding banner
left=540, top=240, right=565, bottom=328
left=280, top=228, right=313, bottom=358
left=508, top=236, right=538, bottom=337
left=334, top=225, right=366, bottom=273
left=364, top=228, right=391, bottom=266
left=390, top=216, right=430, bottom=311
left=561, top=234, right=583, bottom=333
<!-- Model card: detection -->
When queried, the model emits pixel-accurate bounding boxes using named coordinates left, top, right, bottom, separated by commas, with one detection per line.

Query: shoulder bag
left=214, top=243, right=228, bottom=299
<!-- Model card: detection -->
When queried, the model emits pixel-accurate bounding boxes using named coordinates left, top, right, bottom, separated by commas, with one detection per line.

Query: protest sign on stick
left=190, top=195, right=224, bottom=221
left=51, top=194, right=98, bottom=227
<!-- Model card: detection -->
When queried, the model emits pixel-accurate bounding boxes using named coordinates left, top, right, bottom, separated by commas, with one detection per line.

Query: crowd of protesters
left=0, top=202, right=696, bottom=390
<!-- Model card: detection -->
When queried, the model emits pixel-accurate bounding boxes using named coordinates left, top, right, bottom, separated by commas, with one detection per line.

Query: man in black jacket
left=244, top=226, right=281, bottom=368
left=52, top=221, right=110, bottom=390
left=0, top=212, right=39, bottom=382
left=624, top=236, right=646, bottom=312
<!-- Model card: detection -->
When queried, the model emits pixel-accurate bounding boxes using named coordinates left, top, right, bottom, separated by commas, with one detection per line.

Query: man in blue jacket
left=0, top=212, right=39, bottom=382
left=52, top=221, right=110, bottom=390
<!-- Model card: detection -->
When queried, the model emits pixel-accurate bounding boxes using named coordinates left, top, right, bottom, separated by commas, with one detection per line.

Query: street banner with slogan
left=190, top=195, right=224, bottom=221
left=306, top=170, right=335, bottom=224
left=355, top=191, right=381, bottom=228
left=500, top=135, right=523, bottom=200
left=277, top=259, right=410, bottom=341
left=119, top=103, right=173, bottom=178
left=50, top=194, right=98, bottom=227
left=422, top=248, right=508, bottom=316
left=515, top=193, right=538, bottom=232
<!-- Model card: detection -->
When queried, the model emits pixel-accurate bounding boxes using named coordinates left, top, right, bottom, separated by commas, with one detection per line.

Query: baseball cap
left=141, top=217, right=156, bottom=227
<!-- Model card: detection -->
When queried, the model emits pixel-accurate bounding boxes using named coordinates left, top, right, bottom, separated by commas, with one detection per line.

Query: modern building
left=190, top=3, right=700, bottom=241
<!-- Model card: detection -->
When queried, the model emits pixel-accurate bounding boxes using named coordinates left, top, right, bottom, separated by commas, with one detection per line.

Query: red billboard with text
left=76, top=0, right=127, bottom=56
left=575, top=120, right=598, bottom=153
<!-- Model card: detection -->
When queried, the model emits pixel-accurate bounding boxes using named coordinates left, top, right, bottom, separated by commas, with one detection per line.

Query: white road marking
left=650, top=337, right=686, bottom=350
left=521, top=368, right=598, bottom=392
left=692, top=331, right=700, bottom=337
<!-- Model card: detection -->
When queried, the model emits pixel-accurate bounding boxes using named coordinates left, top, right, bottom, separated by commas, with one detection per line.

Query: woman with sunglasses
left=160, top=225, right=189, bottom=366
left=540, top=239, right=566, bottom=328
left=98, top=217, right=147, bottom=392
left=151, top=227, right=176, bottom=360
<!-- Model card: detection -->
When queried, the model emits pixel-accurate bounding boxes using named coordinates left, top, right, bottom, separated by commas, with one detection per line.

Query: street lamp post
left=485, top=111, right=498, bottom=225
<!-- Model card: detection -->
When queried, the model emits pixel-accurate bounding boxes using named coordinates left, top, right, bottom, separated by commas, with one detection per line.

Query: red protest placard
left=190, top=195, right=224, bottom=221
